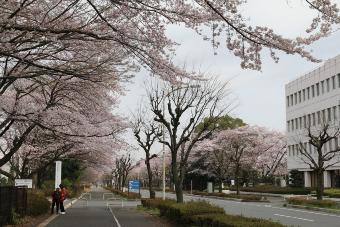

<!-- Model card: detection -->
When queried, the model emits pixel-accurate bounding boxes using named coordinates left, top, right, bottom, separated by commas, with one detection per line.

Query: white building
left=285, top=55, right=340, bottom=188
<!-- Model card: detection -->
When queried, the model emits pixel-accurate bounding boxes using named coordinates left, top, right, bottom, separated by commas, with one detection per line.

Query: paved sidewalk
left=46, top=186, right=170, bottom=227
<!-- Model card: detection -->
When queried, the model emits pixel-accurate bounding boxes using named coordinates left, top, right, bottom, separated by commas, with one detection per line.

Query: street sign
left=128, top=180, right=140, bottom=190
left=15, top=179, right=32, bottom=188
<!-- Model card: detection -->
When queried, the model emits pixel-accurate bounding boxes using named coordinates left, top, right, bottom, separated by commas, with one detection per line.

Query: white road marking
left=274, top=214, right=314, bottom=222
left=271, top=206, right=340, bottom=218
left=109, top=206, right=122, bottom=227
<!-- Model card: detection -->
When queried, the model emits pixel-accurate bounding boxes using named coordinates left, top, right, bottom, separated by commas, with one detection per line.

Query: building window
left=287, top=121, right=290, bottom=131
left=338, top=74, right=340, bottom=88
left=298, top=91, right=301, bottom=103
left=322, top=109, right=326, bottom=122
left=332, top=76, right=336, bottom=89
left=309, top=143, right=312, bottom=154
left=290, top=95, right=293, bottom=106
left=307, top=87, right=310, bottom=99
left=286, top=96, right=289, bottom=107
left=312, top=85, right=315, bottom=97
left=291, top=120, right=294, bottom=131
left=328, top=108, right=332, bottom=122
left=312, top=113, right=316, bottom=126
left=295, top=118, right=298, bottom=129
left=299, top=117, right=302, bottom=129
left=333, top=106, right=337, bottom=121
left=327, top=78, right=330, bottom=92
left=303, top=89, right=306, bottom=101
left=303, top=115, right=307, bottom=128
left=317, top=111, right=321, bottom=124
left=321, top=81, right=325, bottom=94
left=307, top=114, right=311, bottom=126
left=316, top=83, right=320, bottom=96
left=335, top=137, right=339, bottom=149
left=294, top=93, right=297, bottom=104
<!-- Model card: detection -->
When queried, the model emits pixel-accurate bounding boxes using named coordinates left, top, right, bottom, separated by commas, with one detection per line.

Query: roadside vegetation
left=286, top=197, right=340, bottom=210
left=192, top=191, right=267, bottom=202
left=141, top=198, right=285, bottom=227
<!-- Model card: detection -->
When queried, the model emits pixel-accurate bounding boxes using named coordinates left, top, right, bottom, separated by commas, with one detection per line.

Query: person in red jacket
left=59, top=184, right=67, bottom=214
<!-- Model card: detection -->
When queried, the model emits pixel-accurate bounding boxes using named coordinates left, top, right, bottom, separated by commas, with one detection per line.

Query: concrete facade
left=285, top=55, right=340, bottom=188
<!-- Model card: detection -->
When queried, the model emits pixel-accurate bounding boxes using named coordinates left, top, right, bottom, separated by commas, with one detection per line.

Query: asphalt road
left=140, top=190, right=340, bottom=227
left=47, top=187, right=167, bottom=227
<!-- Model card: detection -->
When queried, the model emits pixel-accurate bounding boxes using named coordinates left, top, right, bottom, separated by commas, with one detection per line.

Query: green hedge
left=193, top=191, right=264, bottom=202
left=287, top=197, right=337, bottom=208
left=141, top=199, right=285, bottom=226
left=324, top=188, right=340, bottom=198
left=27, top=191, right=50, bottom=216
left=105, top=187, right=141, bottom=199
left=230, top=185, right=311, bottom=195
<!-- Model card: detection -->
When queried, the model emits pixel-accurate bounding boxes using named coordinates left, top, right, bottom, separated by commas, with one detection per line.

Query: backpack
left=53, top=190, right=61, bottom=201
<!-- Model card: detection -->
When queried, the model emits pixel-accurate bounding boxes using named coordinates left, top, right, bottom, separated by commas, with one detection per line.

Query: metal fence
left=0, top=186, right=27, bottom=226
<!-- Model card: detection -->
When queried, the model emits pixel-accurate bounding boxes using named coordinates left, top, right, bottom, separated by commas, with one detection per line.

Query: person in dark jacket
left=59, top=184, right=67, bottom=214
left=51, top=188, right=61, bottom=214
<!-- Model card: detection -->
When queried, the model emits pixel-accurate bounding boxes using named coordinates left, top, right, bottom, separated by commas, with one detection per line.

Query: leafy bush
left=27, top=191, right=50, bottom=216
left=192, top=213, right=285, bottom=227
left=287, top=197, right=337, bottom=208
left=230, top=185, right=311, bottom=195
left=163, top=201, right=225, bottom=224
left=324, top=188, right=340, bottom=198
left=141, top=199, right=284, bottom=226
left=106, top=187, right=141, bottom=199
left=193, top=191, right=264, bottom=202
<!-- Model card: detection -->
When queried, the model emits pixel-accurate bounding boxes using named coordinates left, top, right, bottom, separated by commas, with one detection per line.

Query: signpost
left=55, top=161, right=62, bottom=189
left=15, top=179, right=32, bottom=188
left=128, top=180, right=140, bottom=196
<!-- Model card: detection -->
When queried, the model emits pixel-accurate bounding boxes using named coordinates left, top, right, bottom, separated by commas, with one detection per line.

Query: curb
left=36, top=198, right=78, bottom=227
left=187, top=193, right=270, bottom=203
left=285, top=203, right=340, bottom=214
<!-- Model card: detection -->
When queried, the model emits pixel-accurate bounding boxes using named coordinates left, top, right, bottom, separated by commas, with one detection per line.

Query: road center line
left=271, top=206, right=340, bottom=218
left=108, top=206, right=122, bottom=227
left=274, top=214, right=314, bottom=222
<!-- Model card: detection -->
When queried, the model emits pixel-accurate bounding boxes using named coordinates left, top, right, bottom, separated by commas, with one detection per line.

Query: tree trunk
left=219, top=179, right=223, bottom=193
left=175, top=179, right=184, bottom=203
left=235, top=164, right=240, bottom=195
left=316, top=169, right=324, bottom=200
left=145, top=156, right=155, bottom=199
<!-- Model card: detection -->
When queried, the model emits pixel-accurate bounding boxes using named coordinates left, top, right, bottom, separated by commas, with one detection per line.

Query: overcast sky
left=117, top=0, right=340, bottom=159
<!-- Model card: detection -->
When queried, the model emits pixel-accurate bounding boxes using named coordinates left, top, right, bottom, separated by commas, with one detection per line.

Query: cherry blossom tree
left=254, top=127, right=287, bottom=179
left=213, top=126, right=259, bottom=195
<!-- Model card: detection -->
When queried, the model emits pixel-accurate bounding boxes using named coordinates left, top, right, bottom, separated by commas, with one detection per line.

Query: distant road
left=140, top=190, right=340, bottom=227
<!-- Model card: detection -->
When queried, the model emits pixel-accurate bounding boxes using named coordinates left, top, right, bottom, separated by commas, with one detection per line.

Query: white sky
left=117, top=0, right=340, bottom=159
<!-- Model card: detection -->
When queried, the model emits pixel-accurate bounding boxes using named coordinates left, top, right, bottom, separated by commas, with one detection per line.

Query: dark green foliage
left=27, top=191, right=50, bottom=216
left=230, top=185, right=310, bottom=195
left=192, top=213, right=285, bottom=227
left=192, top=191, right=264, bottom=202
left=195, top=115, right=246, bottom=133
left=287, top=197, right=337, bottom=208
left=324, top=188, right=340, bottom=198
left=289, top=169, right=304, bottom=187
left=106, top=187, right=141, bottom=199
left=141, top=199, right=285, bottom=227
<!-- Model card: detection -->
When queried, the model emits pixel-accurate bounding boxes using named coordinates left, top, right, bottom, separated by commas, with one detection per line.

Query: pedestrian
left=51, top=188, right=61, bottom=214
left=59, top=184, right=67, bottom=214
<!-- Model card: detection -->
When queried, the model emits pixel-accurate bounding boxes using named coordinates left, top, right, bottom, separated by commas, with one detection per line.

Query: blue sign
left=128, top=180, right=140, bottom=190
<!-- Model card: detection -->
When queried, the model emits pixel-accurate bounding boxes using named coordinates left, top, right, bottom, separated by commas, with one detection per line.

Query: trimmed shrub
left=162, top=201, right=225, bottom=224
left=105, top=187, right=141, bottom=199
left=141, top=199, right=285, bottom=227
left=193, top=191, right=264, bottom=202
left=192, top=213, right=285, bottom=227
left=324, top=188, right=340, bottom=198
left=27, top=191, right=50, bottom=216
left=287, top=197, right=337, bottom=208
left=230, top=185, right=311, bottom=195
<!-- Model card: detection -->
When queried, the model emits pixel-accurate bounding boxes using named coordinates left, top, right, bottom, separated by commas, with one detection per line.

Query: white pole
left=55, top=161, right=62, bottom=189
left=162, top=97, right=166, bottom=200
